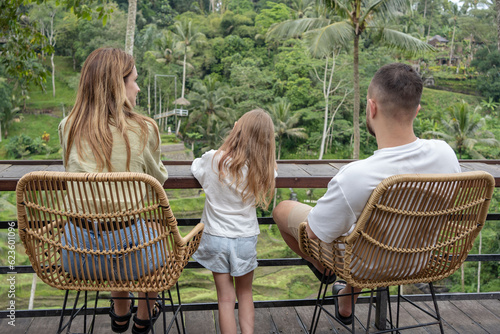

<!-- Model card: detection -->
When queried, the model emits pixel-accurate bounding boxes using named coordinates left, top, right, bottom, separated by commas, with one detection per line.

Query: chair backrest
left=16, top=171, right=203, bottom=292
left=299, top=171, right=494, bottom=289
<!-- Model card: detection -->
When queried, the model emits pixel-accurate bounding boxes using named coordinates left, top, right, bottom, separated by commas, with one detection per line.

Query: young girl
left=191, top=109, right=276, bottom=334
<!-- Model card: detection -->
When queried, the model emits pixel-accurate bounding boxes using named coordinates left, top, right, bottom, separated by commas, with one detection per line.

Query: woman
left=58, top=48, right=168, bottom=334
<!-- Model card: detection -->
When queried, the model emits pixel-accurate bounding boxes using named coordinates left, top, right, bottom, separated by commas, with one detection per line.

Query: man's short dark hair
left=370, top=63, right=423, bottom=114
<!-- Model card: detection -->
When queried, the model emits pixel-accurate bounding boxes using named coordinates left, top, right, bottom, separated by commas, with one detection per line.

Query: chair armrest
left=179, top=223, right=205, bottom=247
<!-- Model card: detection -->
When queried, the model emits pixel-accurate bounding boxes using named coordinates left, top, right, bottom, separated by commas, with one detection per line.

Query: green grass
left=421, top=86, right=482, bottom=115
left=26, top=56, right=78, bottom=111
left=0, top=114, right=63, bottom=159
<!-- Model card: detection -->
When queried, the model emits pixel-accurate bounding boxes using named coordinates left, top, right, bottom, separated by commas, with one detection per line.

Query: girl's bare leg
left=213, top=272, right=237, bottom=334
left=235, top=271, right=255, bottom=334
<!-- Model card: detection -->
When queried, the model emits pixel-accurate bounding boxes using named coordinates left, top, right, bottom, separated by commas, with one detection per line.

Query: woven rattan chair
left=16, top=171, right=204, bottom=334
left=299, top=171, right=494, bottom=334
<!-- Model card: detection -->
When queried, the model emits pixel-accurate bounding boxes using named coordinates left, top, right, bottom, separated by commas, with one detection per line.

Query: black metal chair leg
left=175, top=282, right=186, bottom=334
left=88, top=291, right=99, bottom=334
left=83, top=291, right=87, bottom=333
left=429, top=282, right=444, bottom=334
left=309, top=275, right=329, bottom=334
left=365, top=290, right=375, bottom=334
left=57, top=290, right=70, bottom=334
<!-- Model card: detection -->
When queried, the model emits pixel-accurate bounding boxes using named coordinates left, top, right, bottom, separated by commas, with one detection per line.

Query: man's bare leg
left=272, top=200, right=330, bottom=274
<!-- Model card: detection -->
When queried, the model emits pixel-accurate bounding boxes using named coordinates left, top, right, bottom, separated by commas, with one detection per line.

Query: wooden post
left=375, top=290, right=387, bottom=330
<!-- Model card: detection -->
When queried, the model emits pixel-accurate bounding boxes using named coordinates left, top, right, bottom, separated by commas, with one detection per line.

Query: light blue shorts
left=61, top=219, right=164, bottom=281
left=192, top=233, right=258, bottom=277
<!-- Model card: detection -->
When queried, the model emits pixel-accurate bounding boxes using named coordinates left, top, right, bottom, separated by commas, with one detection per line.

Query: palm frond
left=304, top=21, right=353, bottom=57
left=363, top=0, right=409, bottom=22
left=266, top=18, right=331, bottom=41
left=422, top=131, right=453, bottom=142
left=377, top=28, right=434, bottom=55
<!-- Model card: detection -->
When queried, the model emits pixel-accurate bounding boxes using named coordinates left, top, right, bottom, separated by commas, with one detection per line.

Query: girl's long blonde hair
left=217, top=109, right=276, bottom=210
left=63, top=48, right=159, bottom=171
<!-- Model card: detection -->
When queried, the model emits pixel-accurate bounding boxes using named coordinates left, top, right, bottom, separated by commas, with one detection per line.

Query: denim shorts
left=61, top=219, right=164, bottom=281
left=192, top=233, right=258, bottom=277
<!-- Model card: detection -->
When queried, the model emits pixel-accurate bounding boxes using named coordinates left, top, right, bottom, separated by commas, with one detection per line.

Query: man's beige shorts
left=287, top=202, right=313, bottom=241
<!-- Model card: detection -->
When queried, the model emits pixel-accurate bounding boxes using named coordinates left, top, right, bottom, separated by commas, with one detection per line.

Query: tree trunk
left=423, top=0, right=427, bottom=19
left=51, top=52, right=56, bottom=98
left=497, top=0, right=500, bottom=51
left=148, top=72, right=151, bottom=115
left=319, top=55, right=335, bottom=160
left=125, top=0, right=137, bottom=55
left=461, top=263, right=465, bottom=292
left=449, top=24, right=455, bottom=66
left=427, top=9, right=433, bottom=41
left=353, top=34, right=360, bottom=159
left=49, top=11, right=56, bottom=98
left=181, top=47, right=187, bottom=98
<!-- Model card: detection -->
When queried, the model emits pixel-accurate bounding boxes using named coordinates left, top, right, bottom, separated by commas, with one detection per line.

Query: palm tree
left=125, top=0, right=137, bottom=55
left=186, top=77, right=234, bottom=133
left=268, top=98, right=308, bottom=160
left=291, top=0, right=315, bottom=19
left=267, top=0, right=433, bottom=158
left=424, top=100, right=500, bottom=159
left=196, top=113, right=232, bottom=152
left=447, top=3, right=465, bottom=68
left=171, top=20, right=206, bottom=101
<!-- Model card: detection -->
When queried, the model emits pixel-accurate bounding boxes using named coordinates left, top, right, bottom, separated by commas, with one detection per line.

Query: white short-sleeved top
left=191, top=150, right=262, bottom=238
left=308, top=139, right=461, bottom=243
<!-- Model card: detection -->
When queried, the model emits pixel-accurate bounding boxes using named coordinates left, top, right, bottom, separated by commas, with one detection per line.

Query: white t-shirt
left=191, top=150, right=260, bottom=238
left=308, top=139, right=461, bottom=243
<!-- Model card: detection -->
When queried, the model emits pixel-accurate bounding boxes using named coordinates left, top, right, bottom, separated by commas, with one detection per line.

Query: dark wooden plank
left=462, top=163, right=500, bottom=186
left=184, top=310, right=216, bottom=334
left=477, top=299, right=500, bottom=318
left=0, top=164, right=11, bottom=173
left=164, top=164, right=196, bottom=178
left=459, top=163, right=475, bottom=172
left=294, top=304, right=340, bottom=334
left=400, top=301, right=455, bottom=334
left=450, top=300, right=500, bottom=333
left=154, top=309, right=184, bottom=334
left=254, top=307, right=278, bottom=334
left=329, top=162, right=349, bottom=170
left=269, top=307, right=303, bottom=334
left=277, top=163, right=311, bottom=178
left=373, top=299, right=428, bottom=334
left=0, top=165, right=50, bottom=178
left=0, top=317, right=34, bottom=333
left=28, top=315, right=65, bottom=333
left=294, top=164, right=338, bottom=178
left=45, top=165, right=65, bottom=172
left=423, top=300, right=487, bottom=334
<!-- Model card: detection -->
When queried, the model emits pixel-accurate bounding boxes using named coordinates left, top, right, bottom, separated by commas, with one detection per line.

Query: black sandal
left=332, top=280, right=353, bottom=325
left=109, top=292, right=135, bottom=333
left=132, top=300, right=163, bottom=334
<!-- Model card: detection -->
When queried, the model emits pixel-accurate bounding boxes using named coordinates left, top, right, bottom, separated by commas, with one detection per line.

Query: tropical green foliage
left=424, top=100, right=500, bottom=158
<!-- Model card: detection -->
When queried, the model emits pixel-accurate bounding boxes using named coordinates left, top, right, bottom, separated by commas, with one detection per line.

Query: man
left=272, top=63, right=461, bottom=325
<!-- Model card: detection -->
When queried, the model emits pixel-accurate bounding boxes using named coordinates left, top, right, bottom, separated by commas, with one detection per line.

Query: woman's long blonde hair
left=63, top=48, right=159, bottom=171
left=217, top=109, right=276, bottom=210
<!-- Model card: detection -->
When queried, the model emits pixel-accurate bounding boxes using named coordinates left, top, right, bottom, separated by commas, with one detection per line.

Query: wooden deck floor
left=2, top=299, right=499, bottom=333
